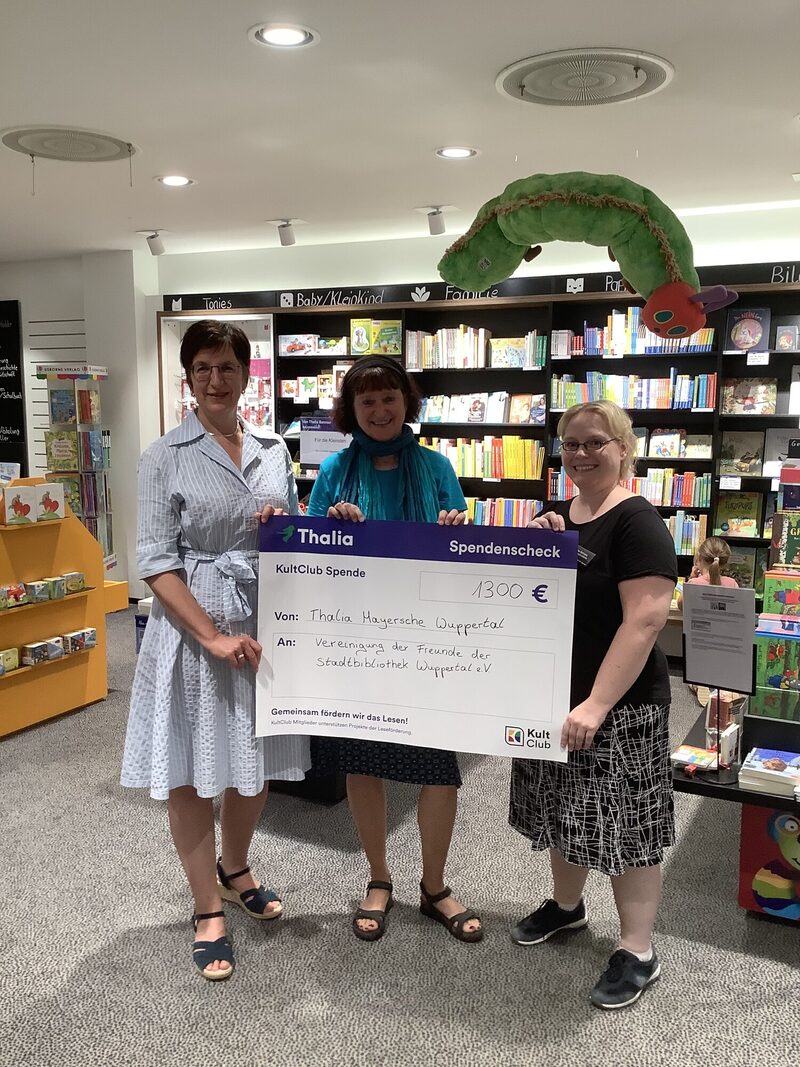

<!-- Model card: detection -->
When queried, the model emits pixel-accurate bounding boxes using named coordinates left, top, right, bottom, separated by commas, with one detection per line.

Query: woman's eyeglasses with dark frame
left=560, top=437, right=621, bottom=454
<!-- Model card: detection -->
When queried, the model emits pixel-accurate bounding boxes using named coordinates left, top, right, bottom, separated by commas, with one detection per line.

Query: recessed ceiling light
left=436, top=146, right=478, bottom=159
left=157, top=175, right=194, bottom=187
left=249, top=23, right=319, bottom=48
left=793, top=173, right=800, bottom=183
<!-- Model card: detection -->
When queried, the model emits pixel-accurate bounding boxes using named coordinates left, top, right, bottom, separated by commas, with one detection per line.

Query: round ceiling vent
left=496, top=49, right=674, bottom=107
left=1, top=126, right=135, bottom=162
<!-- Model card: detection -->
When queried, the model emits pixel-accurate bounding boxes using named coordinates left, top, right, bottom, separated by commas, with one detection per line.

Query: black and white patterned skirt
left=509, top=703, right=674, bottom=876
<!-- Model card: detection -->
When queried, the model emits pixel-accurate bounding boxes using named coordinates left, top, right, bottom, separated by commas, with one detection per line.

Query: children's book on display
left=724, top=307, right=771, bottom=353
left=719, top=431, right=764, bottom=476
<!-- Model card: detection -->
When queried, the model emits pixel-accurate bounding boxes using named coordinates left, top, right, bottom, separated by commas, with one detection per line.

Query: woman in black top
left=509, top=400, right=677, bottom=1011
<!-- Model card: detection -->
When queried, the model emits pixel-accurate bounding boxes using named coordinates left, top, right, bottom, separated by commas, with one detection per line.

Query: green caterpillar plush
left=438, top=171, right=737, bottom=337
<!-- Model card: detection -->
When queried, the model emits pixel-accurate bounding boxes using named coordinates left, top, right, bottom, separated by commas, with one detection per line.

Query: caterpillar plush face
left=642, top=281, right=707, bottom=337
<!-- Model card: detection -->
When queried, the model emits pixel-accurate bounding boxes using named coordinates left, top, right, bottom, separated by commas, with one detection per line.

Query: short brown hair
left=557, top=400, right=638, bottom=480
left=180, top=319, right=250, bottom=387
left=332, top=357, right=421, bottom=434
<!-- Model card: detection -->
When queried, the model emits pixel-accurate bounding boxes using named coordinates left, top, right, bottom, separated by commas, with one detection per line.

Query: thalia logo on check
left=282, top=525, right=354, bottom=547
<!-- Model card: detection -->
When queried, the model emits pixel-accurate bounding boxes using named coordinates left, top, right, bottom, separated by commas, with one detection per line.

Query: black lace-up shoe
left=510, top=898, right=587, bottom=945
left=590, top=948, right=661, bottom=1009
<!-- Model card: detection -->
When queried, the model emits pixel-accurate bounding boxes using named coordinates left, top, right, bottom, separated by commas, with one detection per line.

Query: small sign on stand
left=682, top=584, right=756, bottom=783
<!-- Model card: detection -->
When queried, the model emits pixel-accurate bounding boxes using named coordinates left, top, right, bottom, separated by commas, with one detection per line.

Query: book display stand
left=37, top=363, right=114, bottom=568
left=0, top=477, right=108, bottom=736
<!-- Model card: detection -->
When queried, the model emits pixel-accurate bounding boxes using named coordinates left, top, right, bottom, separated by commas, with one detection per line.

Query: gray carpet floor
left=1, top=607, right=797, bottom=1067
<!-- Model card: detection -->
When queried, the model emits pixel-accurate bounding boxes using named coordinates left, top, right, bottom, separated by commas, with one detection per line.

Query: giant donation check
left=255, top=517, right=577, bottom=761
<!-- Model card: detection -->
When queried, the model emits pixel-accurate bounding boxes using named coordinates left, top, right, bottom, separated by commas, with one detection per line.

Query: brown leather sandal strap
left=366, top=880, right=393, bottom=893
left=421, top=882, right=452, bottom=905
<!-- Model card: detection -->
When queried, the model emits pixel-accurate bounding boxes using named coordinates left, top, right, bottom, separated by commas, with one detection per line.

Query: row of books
left=464, top=497, right=543, bottom=527
left=551, top=307, right=715, bottom=357
left=639, top=429, right=713, bottom=460
left=665, top=511, right=708, bottom=555
left=550, top=371, right=717, bottom=411
left=279, top=368, right=350, bottom=404
left=45, top=429, right=108, bottom=473
left=717, top=428, right=799, bottom=478
left=48, top=385, right=101, bottom=426
left=404, top=329, right=547, bottom=370
left=83, top=514, right=113, bottom=557
left=419, top=392, right=545, bottom=425
left=419, top=436, right=546, bottom=481
left=621, top=470, right=712, bottom=509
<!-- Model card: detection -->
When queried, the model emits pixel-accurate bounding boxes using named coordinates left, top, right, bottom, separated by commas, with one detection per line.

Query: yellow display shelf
left=104, top=579, right=129, bottom=613
left=0, top=478, right=108, bottom=737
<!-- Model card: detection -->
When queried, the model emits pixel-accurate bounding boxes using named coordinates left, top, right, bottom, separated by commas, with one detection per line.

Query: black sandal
left=352, top=880, right=394, bottom=942
left=420, top=882, right=483, bottom=943
left=192, top=910, right=234, bottom=981
left=217, top=858, right=283, bottom=920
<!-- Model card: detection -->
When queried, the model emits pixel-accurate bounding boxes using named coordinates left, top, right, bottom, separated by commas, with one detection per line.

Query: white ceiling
left=1, top=0, right=799, bottom=265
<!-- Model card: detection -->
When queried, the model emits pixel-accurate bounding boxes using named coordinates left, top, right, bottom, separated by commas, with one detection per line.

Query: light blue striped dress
left=121, top=411, right=310, bottom=800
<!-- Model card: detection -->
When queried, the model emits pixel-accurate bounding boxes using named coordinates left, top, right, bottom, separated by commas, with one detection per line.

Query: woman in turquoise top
left=307, top=356, right=483, bottom=945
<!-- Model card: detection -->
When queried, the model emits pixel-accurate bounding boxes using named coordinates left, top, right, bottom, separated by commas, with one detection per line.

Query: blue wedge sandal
left=217, top=858, right=283, bottom=920
left=192, top=910, right=234, bottom=981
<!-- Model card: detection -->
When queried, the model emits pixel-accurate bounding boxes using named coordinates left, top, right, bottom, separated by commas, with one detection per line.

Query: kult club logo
left=280, top=524, right=297, bottom=543
left=505, top=726, right=524, bottom=747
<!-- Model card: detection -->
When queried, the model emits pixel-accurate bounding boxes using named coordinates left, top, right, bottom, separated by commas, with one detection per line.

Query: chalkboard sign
left=0, top=301, right=26, bottom=475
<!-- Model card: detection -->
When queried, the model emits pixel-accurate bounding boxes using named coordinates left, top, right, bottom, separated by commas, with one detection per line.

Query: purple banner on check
left=260, top=516, right=578, bottom=570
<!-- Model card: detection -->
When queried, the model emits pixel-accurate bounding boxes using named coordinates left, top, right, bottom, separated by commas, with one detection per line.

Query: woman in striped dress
left=121, top=320, right=309, bottom=981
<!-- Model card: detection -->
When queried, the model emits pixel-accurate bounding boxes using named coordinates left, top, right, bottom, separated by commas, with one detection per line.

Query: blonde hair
left=695, top=537, right=731, bottom=585
left=557, top=400, right=638, bottom=480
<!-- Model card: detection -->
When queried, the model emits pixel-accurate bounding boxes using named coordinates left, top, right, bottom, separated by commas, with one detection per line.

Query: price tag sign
left=746, top=351, right=770, bottom=366
left=719, top=476, right=742, bottom=490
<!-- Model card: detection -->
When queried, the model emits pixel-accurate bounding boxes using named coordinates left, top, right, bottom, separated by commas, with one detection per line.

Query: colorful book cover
left=466, top=393, right=488, bottom=424
left=280, top=379, right=298, bottom=399
left=332, top=363, right=353, bottom=397
left=350, top=319, right=371, bottom=355
left=725, top=546, right=756, bottom=587
left=770, top=511, right=800, bottom=566
left=507, top=395, right=533, bottom=424
left=529, top=394, right=546, bottom=425
left=488, top=338, right=526, bottom=368
left=279, top=334, right=318, bottom=355
left=317, top=372, right=334, bottom=402
left=2, top=486, right=37, bottom=525
left=47, top=474, right=81, bottom=515
left=77, top=387, right=101, bottom=424
left=48, top=387, right=77, bottom=425
left=370, top=320, right=402, bottom=355
left=724, top=307, right=771, bottom=352
left=45, top=429, right=79, bottom=471
left=721, top=378, right=777, bottom=416
left=318, top=336, right=348, bottom=354
left=719, top=431, right=764, bottom=475
left=714, top=491, right=762, bottom=537
left=296, top=375, right=318, bottom=402
left=648, top=428, right=684, bottom=459
left=739, top=747, right=800, bottom=790
left=35, top=482, right=64, bottom=521
left=683, top=434, right=713, bottom=459
left=774, top=324, right=799, bottom=353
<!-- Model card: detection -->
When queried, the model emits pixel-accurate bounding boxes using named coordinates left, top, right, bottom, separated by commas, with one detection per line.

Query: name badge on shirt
left=577, top=545, right=596, bottom=568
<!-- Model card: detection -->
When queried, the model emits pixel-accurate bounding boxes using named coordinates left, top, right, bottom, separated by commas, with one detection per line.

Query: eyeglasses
left=192, top=362, right=242, bottom=382
left=560, top=436, right=620, bottom=454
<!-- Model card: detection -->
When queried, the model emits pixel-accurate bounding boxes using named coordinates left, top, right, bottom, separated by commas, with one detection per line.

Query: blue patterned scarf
left=339, top=426, right=440, bottom=521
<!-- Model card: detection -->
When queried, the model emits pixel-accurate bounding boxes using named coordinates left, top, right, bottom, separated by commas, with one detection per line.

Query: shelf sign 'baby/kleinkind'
left=438, top=171, right=738, bottom=338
